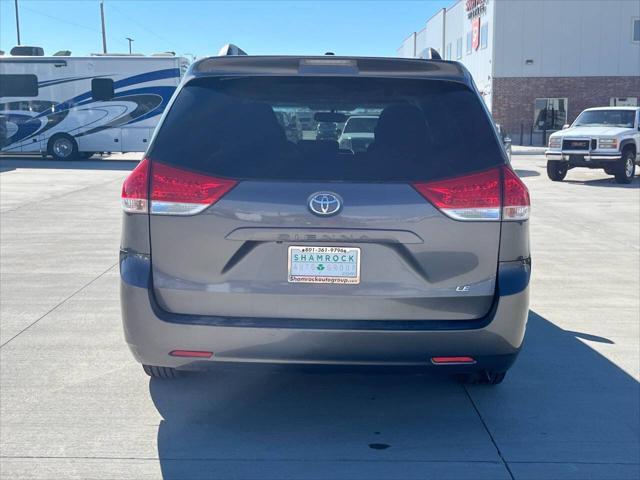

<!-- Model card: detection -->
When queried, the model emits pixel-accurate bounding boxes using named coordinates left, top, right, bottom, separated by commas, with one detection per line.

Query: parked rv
left=0, top=54, right=188, bottom=160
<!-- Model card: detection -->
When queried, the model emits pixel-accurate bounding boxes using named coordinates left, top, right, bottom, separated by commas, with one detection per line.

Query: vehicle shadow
left=514, top=169, right=540, bottom=178
left=150, top=311, right=639, bottom=479
left=564, top=176, right=640, bottom=188
left=0, top=156, right=138, bottom=172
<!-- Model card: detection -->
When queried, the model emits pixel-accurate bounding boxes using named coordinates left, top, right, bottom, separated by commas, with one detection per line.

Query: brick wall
left=492, top=76, right=640, bottom=145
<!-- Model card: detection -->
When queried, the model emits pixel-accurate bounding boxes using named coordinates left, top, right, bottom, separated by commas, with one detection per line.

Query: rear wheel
left=457, top=370, right=506, bottom=385
left=142, top=364, right=181, bottom=379
left=48, top=134, right=79, bottom=161
left=546, top=160, right=568, bottom=181
left=614, top=150, right=635, bottom=184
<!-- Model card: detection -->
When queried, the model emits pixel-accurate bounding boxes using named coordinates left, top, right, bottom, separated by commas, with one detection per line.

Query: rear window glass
left=149, top=76, right=504, bottom=182
left=343, top=117, right=377, bottom=133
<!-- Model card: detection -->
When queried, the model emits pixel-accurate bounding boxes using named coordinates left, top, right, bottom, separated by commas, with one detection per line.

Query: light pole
left=100, top=0, right=107, bottom=54
left=14, top=0, right=21, bottom=45
left=126, top=37, right=134, bottom=54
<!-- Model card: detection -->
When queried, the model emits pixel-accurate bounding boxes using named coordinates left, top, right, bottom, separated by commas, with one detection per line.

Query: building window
left=480, top=23, right=489, bottom=49
left=610, top=97, right=638, bottom=106
left=0, top=74, right=38, bottom=97
left=456, top=37, right=462, bottom=59
left=633, top=19, right=640, bottom=42
left=466, top=31, right=472, bottom=54
left=534, top=98, right=568, bottom=131
left=445, top=43, right=452, bottom=60
left=91, top=78, right=114, bottom=101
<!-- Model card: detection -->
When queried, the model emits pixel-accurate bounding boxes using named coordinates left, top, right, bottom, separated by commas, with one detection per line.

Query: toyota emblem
left=308, top=192, right=342, bottom=216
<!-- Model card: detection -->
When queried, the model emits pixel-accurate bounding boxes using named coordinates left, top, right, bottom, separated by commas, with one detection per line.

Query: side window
left=480, top=23, right=489, bottom=49
left=91, top=78, right=114, bottom=101
left=0, top=74, right=39, bottom=97
left=610, top=97, right=638, bottom=107
left=534, top=98, right=568, bottom=131
left=633, top=18, right=640, bottom=42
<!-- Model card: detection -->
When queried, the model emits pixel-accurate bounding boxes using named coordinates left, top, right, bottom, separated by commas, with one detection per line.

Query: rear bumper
left=120, top=252, right=530, bottom=371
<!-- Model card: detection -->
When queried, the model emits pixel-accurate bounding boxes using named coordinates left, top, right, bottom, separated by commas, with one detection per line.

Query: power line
left=107, top=2, right=187, bottom=53
left=19, top=4, right=129, bottom=49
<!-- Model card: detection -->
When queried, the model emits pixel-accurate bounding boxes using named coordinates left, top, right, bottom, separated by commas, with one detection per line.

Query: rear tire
left=142, top=364, right=180, bottom=379
left=614, top=150, right=635, bottom=184
left=457, top=370, right=506, bottom=385
left=546, top=160, right=568, bottom=181
left=48, top=134, right=79, bottom=161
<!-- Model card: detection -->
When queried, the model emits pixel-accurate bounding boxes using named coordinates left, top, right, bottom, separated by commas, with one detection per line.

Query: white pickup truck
left=545, top=107, right=640, bottom=184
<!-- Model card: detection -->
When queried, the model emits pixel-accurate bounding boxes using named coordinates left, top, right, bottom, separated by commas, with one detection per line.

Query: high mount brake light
left=412, top=165, right=529, bottom=221
left=121, top=159, right=238, bottom=216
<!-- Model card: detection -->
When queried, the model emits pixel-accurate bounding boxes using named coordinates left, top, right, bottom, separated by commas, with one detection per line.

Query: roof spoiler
left=424, top=48, right=442, bottom=60
left=218, top=44, right=248, bottom=56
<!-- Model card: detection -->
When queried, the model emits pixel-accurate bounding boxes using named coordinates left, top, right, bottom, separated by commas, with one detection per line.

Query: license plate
left=288, top=246, right=360, bottom=284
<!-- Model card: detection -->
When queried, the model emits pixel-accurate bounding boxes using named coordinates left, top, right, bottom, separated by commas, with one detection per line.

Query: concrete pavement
left=0, top=155, right=638, bottom=479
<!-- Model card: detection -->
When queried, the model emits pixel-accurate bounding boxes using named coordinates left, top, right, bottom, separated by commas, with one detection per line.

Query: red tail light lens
left=121, top=159, right=237, bottom=216
left=121, top=158, right=150, bottom=213
left=150, top=161, right=237, bottom=215
left=412, top=166, right=529, bottom=221
left=413, top=168, right=501, bottom=221
left=502, top=166, right=530, bottom=221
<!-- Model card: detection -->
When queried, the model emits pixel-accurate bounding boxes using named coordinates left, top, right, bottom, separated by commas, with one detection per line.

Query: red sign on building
left=472, top=17, right=481, bottom=50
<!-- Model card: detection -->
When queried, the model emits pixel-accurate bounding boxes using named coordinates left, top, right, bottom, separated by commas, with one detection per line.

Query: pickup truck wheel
left=546, top=160, right=567, bottom=181
left=614, top=150, right=635, bottom=184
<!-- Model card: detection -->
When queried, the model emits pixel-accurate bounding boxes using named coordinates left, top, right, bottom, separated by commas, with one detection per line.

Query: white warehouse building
left=397, top=0, right=640, bottom=145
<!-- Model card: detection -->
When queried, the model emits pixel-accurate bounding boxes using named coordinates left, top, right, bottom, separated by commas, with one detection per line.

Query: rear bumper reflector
left=431, top=356, right=476, bottom=365
left=169, top=350, right=214, bottom=358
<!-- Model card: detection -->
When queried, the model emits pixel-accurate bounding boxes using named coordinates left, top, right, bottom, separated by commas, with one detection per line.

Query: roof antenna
left=424, top=47, right=442, bottom=60
left=218, top=44, right=248, bottom=56
left=324, top=52, right=335, bottom=55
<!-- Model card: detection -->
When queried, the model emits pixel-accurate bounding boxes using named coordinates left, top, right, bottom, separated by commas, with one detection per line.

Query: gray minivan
left=120, top=55, right=530, bottom=385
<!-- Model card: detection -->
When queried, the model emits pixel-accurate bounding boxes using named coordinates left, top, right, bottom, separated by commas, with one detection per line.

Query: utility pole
left=126, top=37, right=134, bottom=54
left=14, top=0, right=21, bottom=45
left=100, top=0, right=107, bottom=54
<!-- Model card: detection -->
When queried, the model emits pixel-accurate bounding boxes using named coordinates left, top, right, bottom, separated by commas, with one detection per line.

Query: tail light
left=501, top=166, right=531, bottom=221
left=121, top=159, right=237, bottom=216
left=121, top=158, right=150, bottom=213
left=412, top=165, right=529, bottom=221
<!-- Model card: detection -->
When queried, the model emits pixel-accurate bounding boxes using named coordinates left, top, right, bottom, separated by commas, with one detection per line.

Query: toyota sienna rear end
left=120, top=56, right=530, bottom=385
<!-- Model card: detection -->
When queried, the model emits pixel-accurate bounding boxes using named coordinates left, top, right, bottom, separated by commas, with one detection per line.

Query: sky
left=0, top=0, right=448, bottom=59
